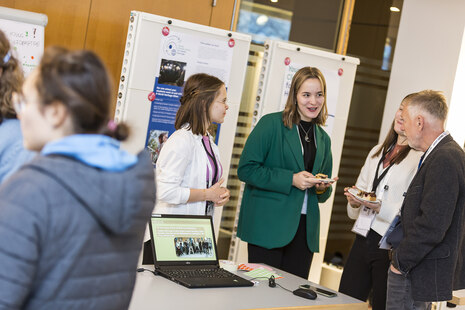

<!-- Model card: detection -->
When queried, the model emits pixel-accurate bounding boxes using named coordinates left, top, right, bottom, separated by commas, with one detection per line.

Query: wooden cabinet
left=8, top=0, right=91, bottom=49
left=84, top=0, right=217, bottom=87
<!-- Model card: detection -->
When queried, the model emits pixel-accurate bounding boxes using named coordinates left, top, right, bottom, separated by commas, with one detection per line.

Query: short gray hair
left=407, top=90, right=448, bottom=121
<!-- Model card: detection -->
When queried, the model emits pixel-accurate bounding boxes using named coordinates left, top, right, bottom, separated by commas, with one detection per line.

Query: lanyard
left=202, top=138, right=218, bottom=216
left=372, top=145, right=394, bottom=192
left=417, top=152, right=426, bottom=171
left=417, top=131, right=449, bottom=170
left=201, top=138, right=218, bottom=185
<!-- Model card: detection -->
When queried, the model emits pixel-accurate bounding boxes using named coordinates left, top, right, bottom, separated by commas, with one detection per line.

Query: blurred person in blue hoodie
left=0, top=46, right=155, bottom=310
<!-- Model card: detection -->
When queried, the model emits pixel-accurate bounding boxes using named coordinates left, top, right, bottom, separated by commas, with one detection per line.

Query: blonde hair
left=282, top=67, right=328, bottom=128
left=0, top=30, right=24, bottom=123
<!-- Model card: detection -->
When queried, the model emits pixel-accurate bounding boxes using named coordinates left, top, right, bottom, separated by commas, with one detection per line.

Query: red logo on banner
left=338, top=68, right=344, bottom=76
left=228, top=39, right=235, bottom=48
left=284, top=57, right=291, bottom=66
left=162, top=27, right=170, bottom=36
left=148, top=92, right=156, bottom=101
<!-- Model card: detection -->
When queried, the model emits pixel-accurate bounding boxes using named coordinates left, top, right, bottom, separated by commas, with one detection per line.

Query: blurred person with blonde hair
left=0, top=30, right=34, bottom=183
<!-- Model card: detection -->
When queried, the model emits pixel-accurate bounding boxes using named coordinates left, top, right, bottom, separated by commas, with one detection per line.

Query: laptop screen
left=150, top=214, right=217, bottom=264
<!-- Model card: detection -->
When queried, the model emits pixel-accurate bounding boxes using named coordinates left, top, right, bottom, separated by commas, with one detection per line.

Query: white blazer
left=347, top=144, right=423, bottom=236
left=155, top=126, right=222, bottom=215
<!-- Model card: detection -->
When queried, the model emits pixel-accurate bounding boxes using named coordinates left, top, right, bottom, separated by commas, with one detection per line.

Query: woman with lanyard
left=155, top=73, right=230, bottom=218
left=338, top=94, right=423, bottom=310
left=237, top=67, right=337, bottom=279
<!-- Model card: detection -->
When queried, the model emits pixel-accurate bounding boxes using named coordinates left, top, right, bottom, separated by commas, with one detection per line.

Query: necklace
left=299, top=123, right=312, bottom=142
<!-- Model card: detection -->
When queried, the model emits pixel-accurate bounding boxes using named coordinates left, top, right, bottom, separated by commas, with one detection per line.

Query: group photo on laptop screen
left=150, top=216, right=217, bottom=262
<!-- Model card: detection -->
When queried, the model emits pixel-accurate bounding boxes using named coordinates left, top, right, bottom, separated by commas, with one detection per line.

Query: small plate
left=311, top=177, right=335, bottom=183
left=348, top=188, right=381, bottom=204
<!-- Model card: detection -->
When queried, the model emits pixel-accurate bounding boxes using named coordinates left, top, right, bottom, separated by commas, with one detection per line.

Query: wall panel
left=85, top=0, right=217, bottom=93
left=210, top=0, right=238, bottom=30
left=8, top=0, right=90, bottom=49
left=1, top=0, right=237, bottom=114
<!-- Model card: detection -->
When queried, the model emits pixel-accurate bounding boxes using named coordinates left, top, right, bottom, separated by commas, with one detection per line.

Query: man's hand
left=390, top=264, right=402, bottom=274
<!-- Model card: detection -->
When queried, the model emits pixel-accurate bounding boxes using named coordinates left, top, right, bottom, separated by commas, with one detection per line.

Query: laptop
left=148, top=213, right=254, bottom=288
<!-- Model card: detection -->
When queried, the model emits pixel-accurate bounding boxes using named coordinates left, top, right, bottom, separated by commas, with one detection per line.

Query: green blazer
left=237, top=112, right=333, bottom=253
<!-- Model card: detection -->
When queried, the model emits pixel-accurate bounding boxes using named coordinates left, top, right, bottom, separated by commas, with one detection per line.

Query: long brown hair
left=282, top=67, right=328, bottom=128
left=36, top=46, right=129, bottom=141
left=0, top=30, right=24, bottom=123
left=175, top=73, right=224, bottom=135
left=372, top=94, right=414, bottom=164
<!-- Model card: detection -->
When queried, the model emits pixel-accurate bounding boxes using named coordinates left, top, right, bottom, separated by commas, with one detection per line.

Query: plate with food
left=311, top=173, right=336, bottom=183
left=347, top=187, right=381, bottom=204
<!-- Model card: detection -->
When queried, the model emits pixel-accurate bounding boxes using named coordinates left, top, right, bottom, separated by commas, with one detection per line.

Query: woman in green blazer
left=237, top=67, right=337, bottom=279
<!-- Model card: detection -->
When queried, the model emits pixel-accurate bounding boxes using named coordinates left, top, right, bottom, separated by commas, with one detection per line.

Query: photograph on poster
left=147, top=129, right=169, bottom=164
left=158, top=59, right=186, bottom=86
left=174, top=237, right=213, bottom=258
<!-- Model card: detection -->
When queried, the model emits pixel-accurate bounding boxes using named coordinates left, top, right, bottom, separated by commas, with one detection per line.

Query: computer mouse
left=293, top=288, right=317, bottom=300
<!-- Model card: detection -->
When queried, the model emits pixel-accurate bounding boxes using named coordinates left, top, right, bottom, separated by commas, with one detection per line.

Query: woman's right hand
left=344, top=186, right=362, bottom=208
left=292, top=171, right=315, bottom=190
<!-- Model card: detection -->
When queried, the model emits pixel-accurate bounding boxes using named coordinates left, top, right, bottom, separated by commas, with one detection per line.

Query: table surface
left=129, top=265, right=368, bottom=310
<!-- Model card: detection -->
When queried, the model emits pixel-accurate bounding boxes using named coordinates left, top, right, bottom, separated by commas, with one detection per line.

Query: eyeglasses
left=12, top=92, right=26, bottom=115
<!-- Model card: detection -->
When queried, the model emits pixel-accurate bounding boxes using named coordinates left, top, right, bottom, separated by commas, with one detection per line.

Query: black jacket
left=392, top=135, right=465, bottom=301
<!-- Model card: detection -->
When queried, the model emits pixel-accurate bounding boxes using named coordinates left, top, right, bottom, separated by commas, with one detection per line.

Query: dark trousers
left=339, top=229, right=390, bottom=310
left=248, top=214, right=313, bottom=279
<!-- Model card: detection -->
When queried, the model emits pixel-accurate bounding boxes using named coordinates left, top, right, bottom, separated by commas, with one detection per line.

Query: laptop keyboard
left=163, top=268, right=235, bottom=279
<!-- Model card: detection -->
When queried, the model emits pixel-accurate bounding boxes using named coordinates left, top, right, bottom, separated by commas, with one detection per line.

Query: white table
left=129, top=265, right=368, bottom=310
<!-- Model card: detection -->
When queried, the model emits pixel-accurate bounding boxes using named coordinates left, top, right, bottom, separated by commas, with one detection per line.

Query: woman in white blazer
left=155, top=73, right=230, bottom=217
left=338, top=94, right=423, bottom=310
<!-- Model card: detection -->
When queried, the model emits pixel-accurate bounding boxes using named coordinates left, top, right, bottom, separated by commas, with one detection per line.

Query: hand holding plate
left=344, top=186, right=362, bottom=208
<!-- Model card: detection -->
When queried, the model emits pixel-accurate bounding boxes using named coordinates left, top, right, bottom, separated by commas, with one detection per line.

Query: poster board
left=116, top=11, right=251, bottom=233
left=232, top=40, right=359, bottom=283
left=0, top=6, right=47, bottom=75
